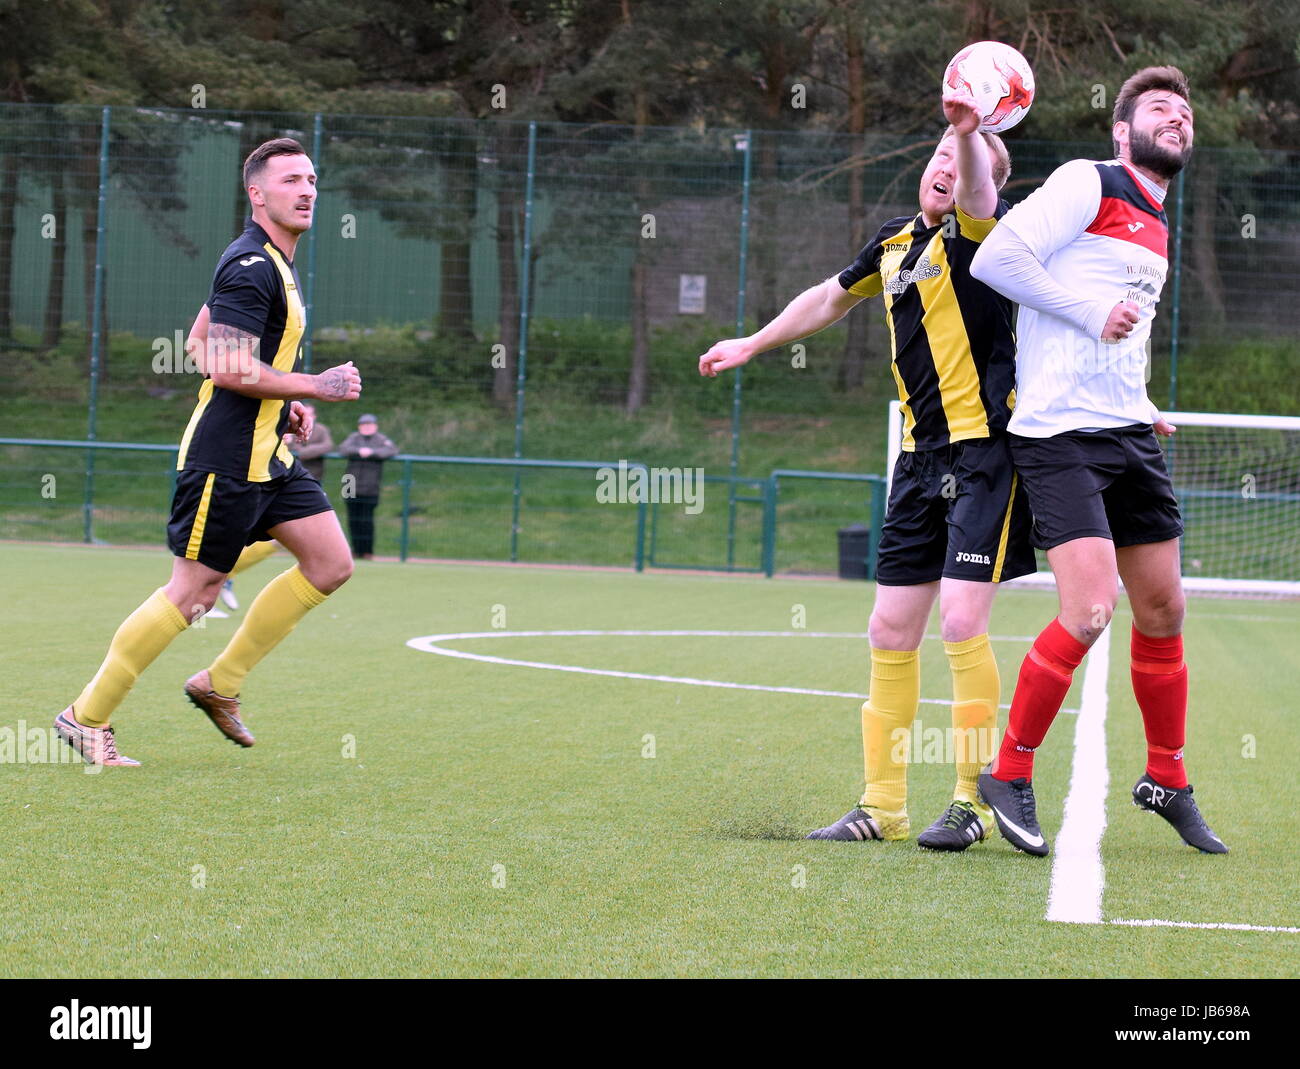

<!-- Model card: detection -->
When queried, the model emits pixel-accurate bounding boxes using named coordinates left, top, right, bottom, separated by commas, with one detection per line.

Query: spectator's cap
left=358, top=413, right=378, bottom=425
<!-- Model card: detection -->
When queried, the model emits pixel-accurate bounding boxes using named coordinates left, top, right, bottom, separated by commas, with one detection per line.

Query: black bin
left=837, top=523, right=872, bottom=580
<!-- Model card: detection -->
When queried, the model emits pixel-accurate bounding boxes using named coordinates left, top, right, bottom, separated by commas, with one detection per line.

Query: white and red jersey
left=995, top=158, right=1168, bottom=437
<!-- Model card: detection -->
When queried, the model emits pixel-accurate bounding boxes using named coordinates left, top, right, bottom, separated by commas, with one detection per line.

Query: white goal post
left=885, top=401, right=1300, bottom=596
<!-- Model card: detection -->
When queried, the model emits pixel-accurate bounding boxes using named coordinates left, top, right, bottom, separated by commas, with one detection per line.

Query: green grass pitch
left=2, top=542, right=1296, bottom=977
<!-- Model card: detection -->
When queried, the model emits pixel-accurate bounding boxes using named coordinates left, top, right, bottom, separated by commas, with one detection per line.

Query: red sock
left=1131, top=627, right=1188, bottom=788
left=994, top=618, right=1089, bottom=782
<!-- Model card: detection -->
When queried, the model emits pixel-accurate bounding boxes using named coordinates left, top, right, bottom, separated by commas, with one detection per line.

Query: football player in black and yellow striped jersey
left=53, top=139, right=364, bottom=767
left=699, top=90, right=1035, bottom=851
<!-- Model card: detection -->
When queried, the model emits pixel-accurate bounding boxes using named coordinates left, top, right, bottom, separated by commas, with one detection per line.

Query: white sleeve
left=999, top=158, right=1102, bottom=260
left=969, top=159, right=1110, bottom=338
left=970, top=226, right=1111, bottom=338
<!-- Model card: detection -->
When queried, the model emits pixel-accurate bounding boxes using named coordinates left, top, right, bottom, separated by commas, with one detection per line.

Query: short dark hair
left=242, top=137, right=308, bottom=191
left=940, top=126, right=1012, bottom=189
left=1112, top=66, right=1191, bottom=153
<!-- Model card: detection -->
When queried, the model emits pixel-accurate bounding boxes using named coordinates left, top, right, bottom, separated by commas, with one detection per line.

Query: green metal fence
left=0, top=438, right=895, bottom=578
left=2, top=104, right=1297, bottom=573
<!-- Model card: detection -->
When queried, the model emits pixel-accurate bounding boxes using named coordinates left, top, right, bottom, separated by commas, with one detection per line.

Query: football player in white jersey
left=969, top=66, right=1227, bottom=856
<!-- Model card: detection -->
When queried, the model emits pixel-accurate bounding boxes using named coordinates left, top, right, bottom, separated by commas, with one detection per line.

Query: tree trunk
left=42, top=169, right=68, bottom=349
left=838, top=12, right=869, bottom=391
left=493, top=182, right=519, bottom=409
left=626, top=258, right=650, bottom=413
left=962, top=0, right=996, bottom=40
left=0, top=153, right=17, bottom=343
left=437, top=127, right=477, bottom=341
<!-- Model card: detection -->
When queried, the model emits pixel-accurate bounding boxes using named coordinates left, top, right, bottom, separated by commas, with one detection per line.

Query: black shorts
left=1009, top=424, right=1183, bottom=551
left=876, top=435, right=1036, bottom=586
left=166, top=461, right=333, bottom=573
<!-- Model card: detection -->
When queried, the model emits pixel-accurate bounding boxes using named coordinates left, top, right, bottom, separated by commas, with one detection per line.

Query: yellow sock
left=230, top=540, right=278, bottom=576
left=74, top=588, right=190, bottom=727
left=208, top=566, right=328, bottom=696
left=944, top=634, right=1000, bottom=806
left=858, top=647, right=919, bottom=812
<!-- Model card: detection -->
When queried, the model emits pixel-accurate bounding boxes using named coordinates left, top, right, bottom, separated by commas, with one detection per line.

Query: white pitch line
left=1046, top=625, right=1111, bottom=925
left=405, top=629, right=1079, bottom=710
left=1109, top=918, right=1300, bottom=934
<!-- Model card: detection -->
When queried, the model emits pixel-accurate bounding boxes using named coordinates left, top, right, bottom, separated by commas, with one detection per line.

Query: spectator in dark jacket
left=290, top=403, right=333, bottom=483
left=338, top=414, right=398, bottom=560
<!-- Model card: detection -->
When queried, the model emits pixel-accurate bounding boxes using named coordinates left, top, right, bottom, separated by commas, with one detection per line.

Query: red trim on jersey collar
left=1116, top=160, right=1167, bottom=212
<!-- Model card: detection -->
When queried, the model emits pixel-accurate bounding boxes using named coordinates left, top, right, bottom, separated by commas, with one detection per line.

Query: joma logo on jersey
left=883, top=255, right=942, bottom=294
left=955, top=551, right=990, bottom=565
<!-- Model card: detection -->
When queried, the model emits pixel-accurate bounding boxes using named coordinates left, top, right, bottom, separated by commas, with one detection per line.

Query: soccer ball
left=943, top=41, right=1035, bottom=134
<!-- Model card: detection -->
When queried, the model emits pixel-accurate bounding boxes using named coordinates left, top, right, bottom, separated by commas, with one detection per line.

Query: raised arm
left=943, top=90, right=998, bottom=220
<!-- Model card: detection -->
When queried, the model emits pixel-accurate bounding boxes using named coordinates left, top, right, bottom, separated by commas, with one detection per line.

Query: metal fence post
left=83, top=105, right=111, bottom=544
left=510, top=121, right=537, bottom=563
left=1168, top=168, right=1185, bottom=410
left=867, top=474, right=887, bottom=579
left=303, top=112, right=323, bottom=373
left=634, top=463, right=647, bottom=572
left=761, top=473, right=777, bottom=577
left=727, top=129, right=753, bottom=571
left=399, top=458, right=413, bottom=561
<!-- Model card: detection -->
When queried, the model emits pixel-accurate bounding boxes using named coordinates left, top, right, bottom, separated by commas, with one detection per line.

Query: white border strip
left=1161, top=411, right=1300, bottom=431
left=1046, top=626, right=1111, bottom=924
left=1110, top=918, right=1299, bottom=934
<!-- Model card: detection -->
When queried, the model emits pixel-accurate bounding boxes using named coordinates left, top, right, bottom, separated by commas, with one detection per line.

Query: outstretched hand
left=698, top=338, right=754, bottom=378
left=942, top=89, right=982, bottom=135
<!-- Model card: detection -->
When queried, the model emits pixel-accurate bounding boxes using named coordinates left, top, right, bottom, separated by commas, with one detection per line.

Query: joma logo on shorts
left=955, top=552, right=991, bottom=565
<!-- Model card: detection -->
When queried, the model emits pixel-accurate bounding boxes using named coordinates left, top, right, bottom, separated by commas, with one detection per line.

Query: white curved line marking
left=405, top=629, right=1062, bottom=708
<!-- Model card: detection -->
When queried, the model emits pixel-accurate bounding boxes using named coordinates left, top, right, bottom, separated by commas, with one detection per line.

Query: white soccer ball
left=943, top=40, right=1035, bottom=134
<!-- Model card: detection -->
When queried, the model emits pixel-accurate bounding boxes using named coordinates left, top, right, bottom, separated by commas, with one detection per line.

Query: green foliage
left=1168, top=337, right=1300, bottom=415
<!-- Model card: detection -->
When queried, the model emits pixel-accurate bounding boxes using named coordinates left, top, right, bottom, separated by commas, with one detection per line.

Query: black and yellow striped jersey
left=176, top=221, right=306, bottom=482
left=838, top=203, right=1016, bottom=451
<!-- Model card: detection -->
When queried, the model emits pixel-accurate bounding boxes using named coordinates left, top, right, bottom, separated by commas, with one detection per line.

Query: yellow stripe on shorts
left=185, top=473, right=217, bottom=560
left=991, top=473, right=1018, bottom=583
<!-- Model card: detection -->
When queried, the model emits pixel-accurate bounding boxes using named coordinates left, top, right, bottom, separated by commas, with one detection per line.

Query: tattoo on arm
left=317, top=368, right=349, bottom=398
left=207, top=323, right=272, bottom=377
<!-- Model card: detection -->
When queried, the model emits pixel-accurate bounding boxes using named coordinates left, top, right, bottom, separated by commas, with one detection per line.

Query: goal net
left=886, top=403, right=1300, bottom=596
